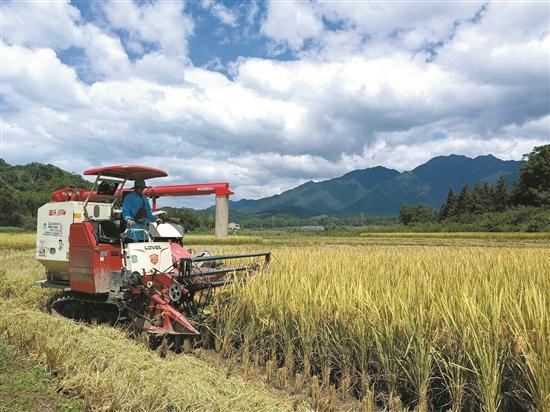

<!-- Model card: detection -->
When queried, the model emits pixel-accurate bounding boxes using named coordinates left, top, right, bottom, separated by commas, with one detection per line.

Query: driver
left=122, top=179, right=161, bottom=240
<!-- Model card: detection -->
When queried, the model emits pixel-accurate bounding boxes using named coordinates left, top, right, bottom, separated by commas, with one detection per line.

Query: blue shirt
left=122, top=191, right=155, bottom=240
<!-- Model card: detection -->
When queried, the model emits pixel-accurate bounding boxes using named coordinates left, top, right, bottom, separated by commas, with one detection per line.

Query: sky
left=1, top=0, right=549, bottom=209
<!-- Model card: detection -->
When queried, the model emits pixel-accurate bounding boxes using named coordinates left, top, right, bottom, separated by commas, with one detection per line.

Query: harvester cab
left=37, top=165, right=270, bottom=338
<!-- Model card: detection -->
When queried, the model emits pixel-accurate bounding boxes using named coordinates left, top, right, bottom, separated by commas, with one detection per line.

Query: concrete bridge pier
left=214, top=195, right=229, bottom=238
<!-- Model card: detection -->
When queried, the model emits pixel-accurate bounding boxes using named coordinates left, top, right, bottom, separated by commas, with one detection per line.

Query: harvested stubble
left=212, top=245, right=550, bottom=411
left=0, top=249, right=309, bottom=412
left=0, top=308, right=309, bottom=412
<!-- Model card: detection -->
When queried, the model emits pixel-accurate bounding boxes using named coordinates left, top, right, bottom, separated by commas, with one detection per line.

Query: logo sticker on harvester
left=150, top=254, right=159, bottom=265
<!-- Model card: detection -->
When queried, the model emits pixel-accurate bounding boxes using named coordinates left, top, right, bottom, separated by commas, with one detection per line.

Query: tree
left=471, top=184, right=484, bottom=214
left=0, top=177, right=21, bottom=227
left=482, top=183, right=495, bottom=212
left=455, top=185, right=472, bottom=216
left=179, top=210, right=201, bottom=232
left=513, top=144, right=550, bottom=207
left=399, top=204, right=438, bottom=225
left=493, top=176, right=510, bottom=212
left=439, top=189, right=457, bottom=221
left=469, top=183, right=494, bottom=214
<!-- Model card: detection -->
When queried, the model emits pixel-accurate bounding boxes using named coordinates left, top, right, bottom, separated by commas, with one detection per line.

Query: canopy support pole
left=214, top=195, right=229, bottom=238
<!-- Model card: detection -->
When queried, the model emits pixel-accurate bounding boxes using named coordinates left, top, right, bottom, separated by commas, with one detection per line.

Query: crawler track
left=50, top=293, right=124, bottom=326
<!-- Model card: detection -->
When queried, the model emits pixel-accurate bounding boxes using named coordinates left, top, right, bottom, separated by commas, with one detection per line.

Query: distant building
left=228, top=222, right=240, bottom=230
left=300, top=225, right=325, bottom=231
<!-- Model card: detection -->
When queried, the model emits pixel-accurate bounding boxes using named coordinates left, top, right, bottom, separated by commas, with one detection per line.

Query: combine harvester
left=36, top=165, right=269, bottom=342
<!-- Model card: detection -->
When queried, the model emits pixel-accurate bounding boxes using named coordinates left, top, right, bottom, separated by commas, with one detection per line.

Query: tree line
left=400, top=145, right=550, bottom=230
left=438, top=176, right=510, bottom=220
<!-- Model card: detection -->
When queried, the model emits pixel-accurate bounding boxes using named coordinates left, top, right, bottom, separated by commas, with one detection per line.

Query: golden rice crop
left=0, top=233, right=36, bottom=250
left=0, top=249, right=58, bottom=308
left=265, top=232, right=550, bottom=248
left=212, top=245, right=550, bottom=411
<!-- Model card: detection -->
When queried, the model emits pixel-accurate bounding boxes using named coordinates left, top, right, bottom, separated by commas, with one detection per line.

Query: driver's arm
left=144, top=197, right=157, bottom=222
left=122, top=193, right=136, bottom=225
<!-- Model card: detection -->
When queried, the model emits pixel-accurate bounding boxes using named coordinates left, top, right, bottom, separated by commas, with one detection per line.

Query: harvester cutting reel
left=170, top=252, right=271, bottom=320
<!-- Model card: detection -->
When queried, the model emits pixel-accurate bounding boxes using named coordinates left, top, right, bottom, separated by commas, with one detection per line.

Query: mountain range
left=0, top=155, right=525, bottom=220
left=229, top=154, right=524, bottom=216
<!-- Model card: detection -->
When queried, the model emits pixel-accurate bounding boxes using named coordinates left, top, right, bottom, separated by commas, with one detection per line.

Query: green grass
left=0, top=342, right=85, bottom=412
left=0, top=227, right=26, bottom=233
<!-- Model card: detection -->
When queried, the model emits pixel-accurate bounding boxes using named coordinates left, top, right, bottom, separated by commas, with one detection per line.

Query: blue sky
left=61, top=0, right=294, bottom=81
left=1, top=0, right=549, bottom=208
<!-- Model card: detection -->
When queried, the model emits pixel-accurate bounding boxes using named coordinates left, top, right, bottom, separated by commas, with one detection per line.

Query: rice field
left=0, top=233, right=36, bottom=250
left=210, top=244, right=549, bottom=411
left=0, top=233, right=548, bottom=411
left=2, top=231, right=549, bottom=250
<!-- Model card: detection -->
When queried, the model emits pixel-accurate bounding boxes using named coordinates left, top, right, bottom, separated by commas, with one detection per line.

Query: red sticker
left=150, top=254, right=159, bottom=265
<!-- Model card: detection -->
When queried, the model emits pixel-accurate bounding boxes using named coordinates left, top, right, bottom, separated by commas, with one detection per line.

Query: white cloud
left=1, top=42, right=89, bottom=109
left=1, top=0, right=548, bottom=205
left=80, top=25, right=130, bottom=79
left=102, top=0, right=194, bottom=57
left=437, top=3, right=550, bottom=86
left=201, top=0, right=238, bottom=27
left=319, top=2, right=482, bottom=39
left=0, top=0, right=83, bottom=49
left=261, top=0, right=323, bottom=50
left=260, top=1, right=484, bottom=57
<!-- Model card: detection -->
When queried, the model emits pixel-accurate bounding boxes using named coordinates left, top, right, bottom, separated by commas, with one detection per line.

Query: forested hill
left=0, top=160, right=91, bottom=228
left=230, top=154, right=524, bottom=216
left=0, top=160, right=90, bottom=192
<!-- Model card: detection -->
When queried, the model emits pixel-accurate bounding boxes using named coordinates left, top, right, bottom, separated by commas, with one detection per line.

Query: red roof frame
left=83, top=165, right=167, bottom=181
